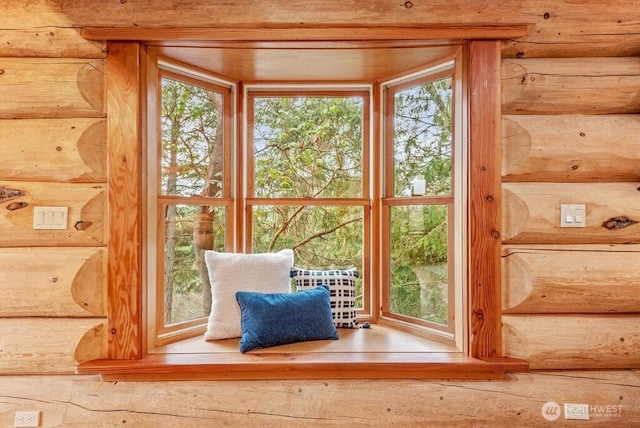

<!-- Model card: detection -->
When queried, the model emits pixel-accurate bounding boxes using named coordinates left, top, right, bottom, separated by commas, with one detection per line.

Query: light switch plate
left=560, top=204, right=586, bottom=228
left=33, top=206, right=68, bottom=230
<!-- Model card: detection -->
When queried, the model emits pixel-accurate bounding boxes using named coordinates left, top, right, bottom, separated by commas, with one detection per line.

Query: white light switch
left=560, top=204, right=586, bottom=228
left=33, top=206, right=68, bottom=230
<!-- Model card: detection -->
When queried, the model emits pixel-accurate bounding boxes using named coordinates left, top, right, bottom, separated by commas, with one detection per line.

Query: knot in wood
left=6, top=201, right=28, bottom=211
left=0, top=186, right=25, bottom=203
left=543, top=12, right=550, bottom=19
left=490, top=230, right=500, bottom=238
left=486, top=195, right=495, bottom=203
left=475, top=310, right=484, bottom=321
left=74, top=221, right=93, bottom=231
left=602, top=216, right=638, bottom=230
left=111, top=328, right=117, bottom=335
left=404, top=1, right=413, bottom=8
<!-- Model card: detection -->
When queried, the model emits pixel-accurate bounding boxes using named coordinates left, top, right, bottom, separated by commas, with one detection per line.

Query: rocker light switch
left=33, top=206, right=68, bottom=230
left=560, top=204, right=586, bottom=228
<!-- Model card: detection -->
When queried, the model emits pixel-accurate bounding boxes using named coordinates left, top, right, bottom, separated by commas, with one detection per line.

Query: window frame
left=146, top=62, right=236, bottom=348
left=379, top=58, right=463, bottom=344
left=244, top=87, right=372, bottom=315
left=89, top=36, right=516, bottom=378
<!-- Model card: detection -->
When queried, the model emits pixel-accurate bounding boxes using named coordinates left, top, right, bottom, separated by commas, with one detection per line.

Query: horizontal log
left=0, top=58, right=105, bottom=119
left=502, top=183, right=640, bottom=244
left=0, top=319, right=105, bottom=374
left=0, top=181, right=105, bottom=247
left=0, top=118, right=106, bottom=182
left=503, top=315, right=640, bottom=369
left=502, top=58, right=640, bottom=114
left=3, top=2, right=640, bottom=57
left=0, top=247, right=105, bottom=317
left=0, top=28, right=106, bottom=58
left=503, top=36, right=640, bottom=58
left=0, top=371, right=638, bottom=426
left=502, top=245, right=640, bottom=313
left=502, top=115, right=640, bottom=182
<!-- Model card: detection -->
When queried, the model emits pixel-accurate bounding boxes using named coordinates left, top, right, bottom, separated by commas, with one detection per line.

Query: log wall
left=501, top=55, right=640, bottom=370
left=0, top=372, right=638, bottom=426
left=0, top=1, right=638, bottom=426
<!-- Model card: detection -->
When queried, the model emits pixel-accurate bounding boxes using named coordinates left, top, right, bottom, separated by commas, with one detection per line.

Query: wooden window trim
left=245, top=89, right=371, bottom=313
left=146, top=64, right=235, bottom=348
left=82, top=38, right=527, bottom=380
left=380, top=63, right=458, bottom=337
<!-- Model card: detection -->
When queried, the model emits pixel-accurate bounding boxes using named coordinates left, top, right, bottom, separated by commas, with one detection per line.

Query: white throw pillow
left=203, top=249, right=294, bottom=340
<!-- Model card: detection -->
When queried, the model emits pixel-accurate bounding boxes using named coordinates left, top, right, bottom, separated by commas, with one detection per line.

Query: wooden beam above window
left=81, top=24, right=528, bottom=43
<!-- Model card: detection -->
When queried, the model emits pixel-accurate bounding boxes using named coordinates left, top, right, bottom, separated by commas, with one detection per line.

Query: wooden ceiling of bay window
left=149, top=41, right=461, bottom=82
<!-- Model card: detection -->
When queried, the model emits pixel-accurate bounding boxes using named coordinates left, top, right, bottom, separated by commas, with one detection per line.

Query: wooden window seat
left=77, top=323, right=528, bottom=380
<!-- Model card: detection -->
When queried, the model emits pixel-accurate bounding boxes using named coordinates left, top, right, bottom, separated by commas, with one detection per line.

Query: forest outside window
left=147, top=64, right=235, bottom=346
left=144, top=53, right=465, bottom=350
left=245, top=89, right=370, bottom=313
left=381, top=59, right=464, bottom=344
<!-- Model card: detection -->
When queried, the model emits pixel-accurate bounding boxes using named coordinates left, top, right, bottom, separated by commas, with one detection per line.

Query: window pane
left=163, top=204, right=226, bottom=326
left=393, top=77, right=452, bottom=197
left=389, top=205, right=448, bottom=325
left=252, top=205, right=364, bottom=308
left=252, top=96, right=363, bottom=198
left=161, top=77, right=225, bottom=197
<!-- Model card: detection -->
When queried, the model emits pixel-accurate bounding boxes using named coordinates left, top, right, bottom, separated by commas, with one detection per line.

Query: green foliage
left=253, top=96, right=363, bottom=198
left=161, top=78, right=224, bottom=197
left=160, top=77, right=453, bottom=326
left=393, top=77, right=452, bottom=196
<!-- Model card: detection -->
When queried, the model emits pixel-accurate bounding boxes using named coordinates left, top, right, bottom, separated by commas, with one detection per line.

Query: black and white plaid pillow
left=290, top=267, right=359, bottom=328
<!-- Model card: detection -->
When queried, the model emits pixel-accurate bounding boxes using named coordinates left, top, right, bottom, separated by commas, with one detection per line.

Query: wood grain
left=3, top=0, right=640, bottom=56
left=502, top=58, right=640, bottom=114
left=0, top=58, right=105, bottom=118
left=502, top=115, right=640, bottom=182
left=82, top=25, right=527, bottom=41
left=151, top=44, right=460, bottom=82
left=0, top=27, right=105, bottom=58
left=502, top=245, right=640, bottom=313
left=468, top=40, right=502, bottom=359
left=503, top=315, right=640, bottom=369
left=0, top=372, right=637, bottom=426
left=502, top=33, right=640, bottom=58
left=0, top=318, right=106, bottom=374
left=0, top=118, right=106, bottom=182
left=502, top=183, right=640, bottom=244
left=0, top=181, right=105, bottom=247
left=0, top=247, right=105, bottom=316
left=106, top=42, right=143, bottom=359
left=78, top=352, right=527, bottom=380
left=74, top=324, right=107, bottom=364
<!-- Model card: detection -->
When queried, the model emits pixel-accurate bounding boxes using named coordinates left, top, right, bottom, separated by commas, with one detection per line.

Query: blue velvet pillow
left=235, top=285, right=339, bottom=353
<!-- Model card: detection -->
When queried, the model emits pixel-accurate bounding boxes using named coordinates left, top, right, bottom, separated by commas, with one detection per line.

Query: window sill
left=77, top=352, right=528, bottom=381
left=77, top=326, right=528, bottom=380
